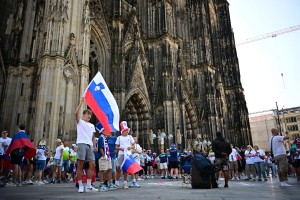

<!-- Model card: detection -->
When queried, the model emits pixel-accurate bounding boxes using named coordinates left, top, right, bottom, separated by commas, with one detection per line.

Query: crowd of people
left=0, top=98, right=299, bottom=192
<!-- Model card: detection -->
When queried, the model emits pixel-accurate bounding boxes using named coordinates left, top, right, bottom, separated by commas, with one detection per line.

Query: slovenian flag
left=6, top=131, right=37, bottom=159
left=121, top=150, right=143, bottom=175
left=83, top=71, right=120, bottom=133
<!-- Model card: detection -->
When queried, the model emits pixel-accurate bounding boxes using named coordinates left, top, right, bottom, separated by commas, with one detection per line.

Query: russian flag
left=83, top=72, right=120, bottom=133
left=6, top=131, right=37, bottom=159
left=121, top=151, right=143, bottom=175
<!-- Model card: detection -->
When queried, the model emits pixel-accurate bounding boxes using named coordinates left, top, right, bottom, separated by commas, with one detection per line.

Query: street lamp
left=275, top=102, right=282, bottom=135
left=207, top=140, right=211, bottom=146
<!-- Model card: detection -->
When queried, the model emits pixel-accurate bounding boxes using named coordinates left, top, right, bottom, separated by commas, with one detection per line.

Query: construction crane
left=236, top=24, right=300, bottom=46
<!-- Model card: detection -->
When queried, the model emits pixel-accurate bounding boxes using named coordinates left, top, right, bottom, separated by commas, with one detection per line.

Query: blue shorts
left=36, top=160, right=46, bottom=171
left=53, top=159, right=63, bottom=167
left=62, top=160, right=70, bottom=172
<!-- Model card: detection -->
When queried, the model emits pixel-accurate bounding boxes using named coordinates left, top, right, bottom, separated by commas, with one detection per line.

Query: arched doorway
left=123, top=90, right=151, bottom=150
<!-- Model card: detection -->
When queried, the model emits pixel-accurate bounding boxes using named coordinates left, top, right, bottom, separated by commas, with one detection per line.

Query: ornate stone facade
left=0, top=0, right=251, bottom=151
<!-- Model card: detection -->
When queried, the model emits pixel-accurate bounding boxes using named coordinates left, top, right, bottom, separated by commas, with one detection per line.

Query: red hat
left=120, top=121, right=130, bottom=134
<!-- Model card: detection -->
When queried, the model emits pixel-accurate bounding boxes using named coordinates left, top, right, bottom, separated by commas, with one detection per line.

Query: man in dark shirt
left=159, top=149, right=168, bottom=178
left=212, top=131, right=232, bottom=188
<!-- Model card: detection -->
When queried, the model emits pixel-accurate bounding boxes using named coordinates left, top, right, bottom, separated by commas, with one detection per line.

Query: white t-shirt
left=265, top=156, right=272, bottom=164
left=76, top=119, right=96, bottom=146
left=229, top=148, right=238, bottom=162
left=36, top=146, right=47, bottom=161
left=269, top=136, right=286, bottom=157
left=132, top=144, right=142, bottom=165
left=115, top=135, right=134, bottom=155
left=0, top=137, right=12, bottom=155
left=54, top=145, right=64, bottom=159
left=295, top=147, right=300, bottom=160
left=140, top=154, right=145, bottom=166
left=253, top=149, right=265, bottom=162
left=208, top=150, right=215, bottom=163
left=245, top=150, right=256, bottom=164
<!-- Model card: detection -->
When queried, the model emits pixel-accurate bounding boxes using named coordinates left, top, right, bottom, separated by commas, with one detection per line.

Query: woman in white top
left=35, top=140, right=48, bottom=185
left=245, top=145, right=257, bottom=180
left=253, top=145, right=267, bottom=181
left=51, top=139, right=64, bottom=184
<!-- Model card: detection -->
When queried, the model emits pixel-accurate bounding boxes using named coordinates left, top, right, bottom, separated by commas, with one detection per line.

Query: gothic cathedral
left=0, top=0, right=252, bottom=151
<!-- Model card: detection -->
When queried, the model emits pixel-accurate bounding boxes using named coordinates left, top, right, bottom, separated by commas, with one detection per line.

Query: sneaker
left=258, top=178, right=262, bottom=181
left=264, top=178, right=267, bottom=181
left=50, top=179, right=55, bottom=184
left=56, top=180, right=61, bottom=184
left=104, top=180, right=108, bottom=187
left=78, top=186, right=84, bottom=193
left=99, top=184, right=108, bottom=192
left=17, top=182, right=22, bottom=187
left=70, top=178, right=73, bottom=182
left=280, top=182, right=292, bottom=187
left=107, top=183, right=118, bottom=190
left=5, top=182, right=15, bottom=187
left=9, top=182, right=18, bottom=187
left=231, top=177, right=235, bottom=181
left=43, top=180, right=49, bottom=184
left=137, top=178, right=144, bottom=181
left=129, top=182, right=140, bottom=188
left=86, top=186, right=99, bottom=192
left=224, top=184, right=228, bottom=188
left=115, top=181, right=120, bottom=187
left=123, top=183, right=129, bottom=189
left=38, top=181, right=45, bottom=185
left=235, top=177, right=240, bottom=180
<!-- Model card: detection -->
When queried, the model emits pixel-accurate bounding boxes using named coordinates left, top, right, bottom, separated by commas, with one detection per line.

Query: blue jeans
left=62, top=160, right=70, bottom=172
left=254, top=162, right=266, bottom=179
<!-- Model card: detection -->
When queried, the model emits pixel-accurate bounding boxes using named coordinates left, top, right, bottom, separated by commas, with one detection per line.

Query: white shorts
left=160, top=162, right=168, bottom=169
left=99, top=157, right=112, bottom=171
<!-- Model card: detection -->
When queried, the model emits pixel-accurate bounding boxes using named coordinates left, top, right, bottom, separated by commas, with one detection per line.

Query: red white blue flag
left=121, top=150, right=143, bottom=175
left=83, top=71, right=120, bottom=133
left=6, top=131, right=36, bottom=159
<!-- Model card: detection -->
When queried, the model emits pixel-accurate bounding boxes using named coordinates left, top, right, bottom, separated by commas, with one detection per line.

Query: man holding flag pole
left=75, top=98, right=98, bottom=193
left=78, top=71, right=120, bottom=192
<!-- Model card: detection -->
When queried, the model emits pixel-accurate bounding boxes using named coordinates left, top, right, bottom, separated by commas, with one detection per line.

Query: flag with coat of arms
left=83, top=71, right=120, bottom=133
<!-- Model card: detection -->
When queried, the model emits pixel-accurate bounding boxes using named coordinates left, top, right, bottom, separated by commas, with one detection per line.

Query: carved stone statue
left=149, top=129, right=154, bottom=145
left=177, top=129, right=182, bottom=145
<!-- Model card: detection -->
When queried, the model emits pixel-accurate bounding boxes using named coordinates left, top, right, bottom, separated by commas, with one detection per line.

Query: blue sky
left=228, top=0, right=300, bottom=113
